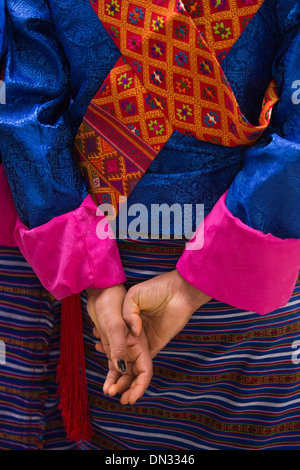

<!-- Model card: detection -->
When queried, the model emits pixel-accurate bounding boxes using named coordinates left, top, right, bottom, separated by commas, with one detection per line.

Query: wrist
left=174, top=269, right=212, bottom=311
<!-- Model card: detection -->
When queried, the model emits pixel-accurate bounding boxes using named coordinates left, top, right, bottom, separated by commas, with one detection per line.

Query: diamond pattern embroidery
left=75, top=0, right=277, bottom=213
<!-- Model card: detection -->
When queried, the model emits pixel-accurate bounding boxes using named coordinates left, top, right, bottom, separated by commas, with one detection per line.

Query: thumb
left=103, top=314, right=129, bottom=374
left=122, top=286, right=142, bottom=337
left=87, top=286, right=129, bottom=375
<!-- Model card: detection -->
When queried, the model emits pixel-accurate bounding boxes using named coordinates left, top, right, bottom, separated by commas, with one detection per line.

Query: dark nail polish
left=118, top=359, right=126, bottom=374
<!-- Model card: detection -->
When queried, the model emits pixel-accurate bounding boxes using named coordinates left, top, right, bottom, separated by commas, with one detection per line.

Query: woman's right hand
left=122, top=270, right=212, bottom=359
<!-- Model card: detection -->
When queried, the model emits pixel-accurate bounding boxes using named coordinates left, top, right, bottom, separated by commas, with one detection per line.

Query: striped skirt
left=0, top=243, right=300, bottom=449
left=0, top=247, right=76, bottom=450
left=80, top=239, right=300, bottom=450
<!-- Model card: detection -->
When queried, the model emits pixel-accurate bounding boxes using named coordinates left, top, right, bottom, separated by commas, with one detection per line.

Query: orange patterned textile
left=75, top=0, right=278, bottom=212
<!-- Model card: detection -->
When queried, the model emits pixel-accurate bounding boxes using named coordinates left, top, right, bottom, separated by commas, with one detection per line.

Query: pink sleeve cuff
left=176, top=191, right=300, bottom=314
left=0, top=165, right=18, bottom=247
left=13, top=195, right=126, bottom=300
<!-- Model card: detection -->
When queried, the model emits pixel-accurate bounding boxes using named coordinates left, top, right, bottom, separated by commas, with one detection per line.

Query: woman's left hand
left=87, top=285, right=153, bottom=405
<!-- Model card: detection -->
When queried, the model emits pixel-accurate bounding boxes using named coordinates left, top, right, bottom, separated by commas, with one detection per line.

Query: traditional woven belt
left=75, top=0, right=278, bottom=212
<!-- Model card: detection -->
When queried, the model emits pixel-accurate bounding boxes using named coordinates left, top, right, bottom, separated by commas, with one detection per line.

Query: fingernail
left=118, top=359, right=126, bottom=374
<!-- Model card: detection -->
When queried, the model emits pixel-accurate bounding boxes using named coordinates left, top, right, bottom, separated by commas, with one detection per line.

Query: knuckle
left=127, top=285, right=137, bottom=299
left=106, top=318, right=127, bottom=336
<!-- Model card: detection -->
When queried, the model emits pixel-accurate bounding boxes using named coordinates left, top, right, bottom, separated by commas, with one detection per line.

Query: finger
left=103, top=364, right=121, bottom=395
left=106, top=364, right=135, bottom=397
left=87, top=285, right=129, bottom=375
left=97, top=334, right=113, bottom=360
left=122, top=287, right=143, bottom=337
left=93, top=326, right=101, bottom=339
left=95, top=341, right=105, bottom=354
left=123, top=366, right=152, bottom=405
left=121, top=338, right=153, bottom=405
left=104, top=317, right=129, bottom=374
left=120, top=371, right=151, bottom=405
left=95, top=326, right=128, bottom=378
left=120, top=378, right=138, bottom=405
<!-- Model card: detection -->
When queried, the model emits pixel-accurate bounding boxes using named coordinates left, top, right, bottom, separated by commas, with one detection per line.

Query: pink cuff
left=13, top=195, right=126, bottom=300
left=176, top=191, right=300, bottom=314
left=0, top=164, right=18, bottom=247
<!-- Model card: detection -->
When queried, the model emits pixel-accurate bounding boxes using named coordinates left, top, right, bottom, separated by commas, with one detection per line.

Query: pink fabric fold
left=0, top=163, right=125, bottom=298
left=13, top=194, right=126, bottom=299
left=176, top=191, right=300, bottom=314
left=0, top=164, right=18, bottom=247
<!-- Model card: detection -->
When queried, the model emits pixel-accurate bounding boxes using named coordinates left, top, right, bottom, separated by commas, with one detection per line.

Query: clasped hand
left=86, top=270, right=211, bottom=406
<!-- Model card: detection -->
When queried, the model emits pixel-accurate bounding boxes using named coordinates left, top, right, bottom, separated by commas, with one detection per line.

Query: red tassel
left=57, top=293, right=93, bottom=443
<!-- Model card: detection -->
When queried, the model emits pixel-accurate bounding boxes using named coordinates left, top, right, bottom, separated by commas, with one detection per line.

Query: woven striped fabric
left=80, top=239, right=300, bottom=450
left=1, top=243, right=300, bottom=449
left=0, top=247, right=77, bottom=450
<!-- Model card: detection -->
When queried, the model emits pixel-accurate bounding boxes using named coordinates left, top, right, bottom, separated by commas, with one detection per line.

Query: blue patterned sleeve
left=0, top=0, right=120, bottom=231
left=0, top=0, right=126, bottom=297
left=226, top=7, right=300, bottom=239
left=0, top=0, right=6, bottom=63
left=0, top=0, right=91, bottom=229
left=177, top=4, right=300, bottom=314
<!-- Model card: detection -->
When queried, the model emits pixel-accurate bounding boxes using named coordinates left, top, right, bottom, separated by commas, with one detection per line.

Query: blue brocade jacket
left=0, top=0, right=299, bottom=314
